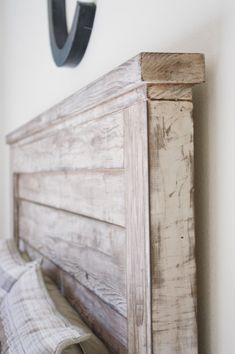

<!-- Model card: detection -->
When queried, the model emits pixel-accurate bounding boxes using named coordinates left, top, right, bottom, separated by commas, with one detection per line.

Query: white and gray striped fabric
left=0, top=239, right=34, bottom=304
left=0, top=263, right=109, bottom=354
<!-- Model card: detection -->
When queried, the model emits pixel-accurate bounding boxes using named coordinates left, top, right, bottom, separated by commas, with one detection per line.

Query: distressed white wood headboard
left=7, top=52, right=205, bottom=354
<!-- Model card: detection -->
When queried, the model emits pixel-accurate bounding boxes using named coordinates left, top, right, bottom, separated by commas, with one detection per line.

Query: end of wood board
left=137, top=52, right=205, bottom=84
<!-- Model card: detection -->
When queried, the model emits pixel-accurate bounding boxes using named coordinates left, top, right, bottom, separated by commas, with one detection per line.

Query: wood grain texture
left=18, top=240, right=128, bottom=354
left=124, top=101, right=152, bottom=354
left=11, top=111, right=124, bottom=173
left=147, top=84, right=192, bottom=101
left=7, top=52, right=205, bottom=354
left=148, top=100, right=197, bottom=354
left=7, top=53, right=205, bottom=145
left=18, top=200, right=127, bottom=316
left=18, top=170, right=125, bottom=226
left=6, top=60, right=141, bottom=145
left=141, top=53, right=205, bottom=84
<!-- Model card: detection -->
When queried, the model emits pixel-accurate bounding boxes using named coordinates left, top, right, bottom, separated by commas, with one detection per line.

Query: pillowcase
left=0, top=239, right=34, bottom=303
left=0, top=263, right=109, bottom=354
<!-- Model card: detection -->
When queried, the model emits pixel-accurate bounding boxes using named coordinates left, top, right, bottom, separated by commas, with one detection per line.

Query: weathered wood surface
left=11, top=111, right=124, bottom=173
left=18, top=240, right=128, bottom=354
left=148, top=100, right=197, bottom=354
left=7, top=53, right=205, bottom=145
left=13, top=174, right=19, bottom=242
left=147, top=84, right=192, bottom=101
left=7, top=53, right=205, bottom=354
left=124, top=101, right=152, bottom=354
left=18, top=200, right=127, bottom=316
left=141, top=52, right=205, bottom=83
left=7, top=86, right=147, bottom=147
left=18, top=170, right=125, bottom=226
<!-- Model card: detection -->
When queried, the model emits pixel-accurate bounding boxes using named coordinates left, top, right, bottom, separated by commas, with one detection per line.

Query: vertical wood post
left=149, top=98, right=197, bottom=354
left=124, top=99, right=152, bottom=354
left=123, top=53, right=204, bottom=354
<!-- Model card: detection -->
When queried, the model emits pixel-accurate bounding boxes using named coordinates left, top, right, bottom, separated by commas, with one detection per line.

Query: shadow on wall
left=172, top=17, right=223, bottom=354
left=143, top=14, right=225, bottom=354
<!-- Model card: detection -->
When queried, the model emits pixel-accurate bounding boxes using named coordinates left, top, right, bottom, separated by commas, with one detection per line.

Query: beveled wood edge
left=6, top=52, right=205, bottom=145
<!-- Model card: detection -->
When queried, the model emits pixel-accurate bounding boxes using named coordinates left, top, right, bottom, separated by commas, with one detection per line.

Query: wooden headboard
left=7, top=53, right=205, bottom=354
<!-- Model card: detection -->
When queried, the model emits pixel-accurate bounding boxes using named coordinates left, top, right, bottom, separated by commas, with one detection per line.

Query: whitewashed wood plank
left=148, top=100, right=197, bottom=354
left=19, top=200, right=127, bottom=317
left=18, top=170, right=125, bottom=226
left=124, top=101, right=152, bottom=354
left=19, top=240, right=128, bottom=354
left=6, top=57, right=141, bottom=145
left=12, top=111, right=124, bottom=173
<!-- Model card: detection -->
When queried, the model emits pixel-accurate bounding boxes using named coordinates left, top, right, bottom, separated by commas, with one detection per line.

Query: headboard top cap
left=6, top=52, right=205, bottom=145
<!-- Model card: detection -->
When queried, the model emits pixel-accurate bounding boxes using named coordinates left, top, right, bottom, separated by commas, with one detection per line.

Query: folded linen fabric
left=62, top=345, right=83, bottom=354
left=0, top=263, right=109, bottom=354
left=0, top=239, right=35, bottom=303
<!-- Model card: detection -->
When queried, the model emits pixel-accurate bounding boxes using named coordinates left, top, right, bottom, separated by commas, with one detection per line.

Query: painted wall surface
left=1, top=1, right=235, bottom=353
left=0, top=2, right=5, bottom=236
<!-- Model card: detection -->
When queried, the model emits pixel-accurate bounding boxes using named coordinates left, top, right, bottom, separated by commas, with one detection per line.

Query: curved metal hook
left=48, top=0, right=96, bottom=67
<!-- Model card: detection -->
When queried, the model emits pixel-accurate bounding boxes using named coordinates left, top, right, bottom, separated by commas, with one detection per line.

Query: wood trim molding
left=6, top=53, right=205, bottom=145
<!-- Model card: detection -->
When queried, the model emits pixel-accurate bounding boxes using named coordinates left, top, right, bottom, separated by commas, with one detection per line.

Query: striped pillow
left=0, top=263, right=109, bottom=354
left=0, top=239, right=33, bottom=303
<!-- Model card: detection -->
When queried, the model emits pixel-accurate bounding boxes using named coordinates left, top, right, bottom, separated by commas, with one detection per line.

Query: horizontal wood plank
left=18, top=200, right=127, bottom=316
left=18, top=170, right=125, bottom=226
left=11, top=111, right=124, bottom=173
left=6, top=60, right=141, bottom=144
left=19, top=240, right=128, bottom=354
left=148, top=100, right=197, bottom=353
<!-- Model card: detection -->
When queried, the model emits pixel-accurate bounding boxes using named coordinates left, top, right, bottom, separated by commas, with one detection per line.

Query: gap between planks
left=16, top=197, right=126, bottom=229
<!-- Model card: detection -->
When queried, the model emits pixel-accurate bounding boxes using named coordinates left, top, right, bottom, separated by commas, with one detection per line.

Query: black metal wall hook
left=48, top=0, right=96, bottom=67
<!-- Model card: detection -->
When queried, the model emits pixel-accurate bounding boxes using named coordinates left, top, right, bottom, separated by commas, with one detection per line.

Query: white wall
left=0, top=2, right=6, bottom=237
left=1, top=0, right=235, bottom=353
